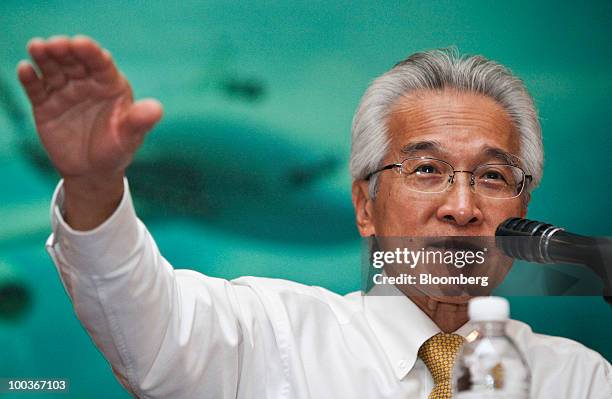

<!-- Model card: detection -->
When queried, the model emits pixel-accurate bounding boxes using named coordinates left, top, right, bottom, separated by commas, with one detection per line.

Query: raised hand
left=17, top=35, right=163, bottom=229
left=17, top=34, right=162, bottom=180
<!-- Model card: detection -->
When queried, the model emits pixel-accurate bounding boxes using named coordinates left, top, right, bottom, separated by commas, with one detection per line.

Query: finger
left=71, top=35, right=119, bottom=83
left=118, top=99, right=163, bottom=149
left=27, top=38, right=67, bottom=90
left=93, top=49, right=120, bottom=83
left=122, top=98, right=163, bottom=134
left=16, top=60, right=48, bottom=106
left=46, top=35, right=87, bottom=79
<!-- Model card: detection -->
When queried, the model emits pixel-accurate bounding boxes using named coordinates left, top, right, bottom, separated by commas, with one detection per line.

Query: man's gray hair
left=350, top=48, right=543, bottom=200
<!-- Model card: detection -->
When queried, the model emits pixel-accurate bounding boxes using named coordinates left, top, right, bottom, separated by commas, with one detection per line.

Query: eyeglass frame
left=364, top=156, right=533, bottom=199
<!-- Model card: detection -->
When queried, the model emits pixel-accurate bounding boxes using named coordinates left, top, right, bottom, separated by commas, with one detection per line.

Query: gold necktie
left=418, top=333, right=465, bottom=399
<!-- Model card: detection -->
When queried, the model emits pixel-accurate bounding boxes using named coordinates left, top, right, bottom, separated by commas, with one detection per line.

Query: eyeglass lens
left=399, top=158, right=525, bottom=198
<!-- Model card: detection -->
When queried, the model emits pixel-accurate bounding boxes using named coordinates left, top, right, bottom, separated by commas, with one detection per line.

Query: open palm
left=17, top=35, right=162, bottom=179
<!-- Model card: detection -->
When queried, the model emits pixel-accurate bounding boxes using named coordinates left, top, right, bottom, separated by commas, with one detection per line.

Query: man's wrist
left=63, top=172, right=124, bottom=196
left=62, top=173, right=126, bottom=231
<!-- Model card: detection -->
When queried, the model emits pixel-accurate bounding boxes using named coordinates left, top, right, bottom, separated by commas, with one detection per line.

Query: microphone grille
left=496, top=217, right=554, bottom=238
left=495, top=217, right=560, bottom=263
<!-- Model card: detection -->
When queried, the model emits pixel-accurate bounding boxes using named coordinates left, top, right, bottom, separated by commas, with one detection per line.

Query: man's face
left=353, top=88, right=528, bottom=237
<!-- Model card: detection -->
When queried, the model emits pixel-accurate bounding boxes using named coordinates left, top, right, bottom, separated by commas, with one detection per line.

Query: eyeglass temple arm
left=365, top=164, right=400, bottom=181
left=513, top=174, right=533, bottom=193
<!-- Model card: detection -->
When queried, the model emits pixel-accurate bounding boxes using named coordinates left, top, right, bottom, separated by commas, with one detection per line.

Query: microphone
left=495, top=217, right=611, bottom=304
left=495, top=218, right=610, bottom=266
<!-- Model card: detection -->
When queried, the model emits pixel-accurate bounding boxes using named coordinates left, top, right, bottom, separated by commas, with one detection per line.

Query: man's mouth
left=425, top=237, right=484, bottom=252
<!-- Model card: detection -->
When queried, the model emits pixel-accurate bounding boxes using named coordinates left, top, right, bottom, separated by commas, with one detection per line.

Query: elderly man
left=18, top=35, right=610, bottom=398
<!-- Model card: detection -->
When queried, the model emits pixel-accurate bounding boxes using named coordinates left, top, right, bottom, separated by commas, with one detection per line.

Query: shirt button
left=398, top=360, right=407, bottom=369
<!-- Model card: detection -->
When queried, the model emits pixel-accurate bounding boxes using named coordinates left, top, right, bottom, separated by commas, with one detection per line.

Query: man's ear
left=352, top=180, right=376, bottom=237
left=520, top=192, right=530, bottom=218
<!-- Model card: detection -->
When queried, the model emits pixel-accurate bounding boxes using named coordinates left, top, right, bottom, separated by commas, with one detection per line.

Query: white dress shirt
left=45, top=178, right=611, bottom=399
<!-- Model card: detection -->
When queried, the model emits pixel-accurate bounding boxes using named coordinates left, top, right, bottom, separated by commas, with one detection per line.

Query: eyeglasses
left=365, top=157, right=533, bottom=199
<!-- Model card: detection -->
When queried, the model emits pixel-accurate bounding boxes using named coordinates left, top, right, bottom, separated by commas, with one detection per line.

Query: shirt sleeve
left=44, top=178, right=280, bottom=399
left=509, top=321, right=612, bottom=399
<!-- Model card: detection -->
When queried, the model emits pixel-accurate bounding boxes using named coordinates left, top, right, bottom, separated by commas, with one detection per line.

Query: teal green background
left=1, top=1, right=610, bottom=397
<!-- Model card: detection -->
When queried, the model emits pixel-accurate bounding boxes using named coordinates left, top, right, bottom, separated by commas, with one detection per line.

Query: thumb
left=117, top=98, right=163, bottom=150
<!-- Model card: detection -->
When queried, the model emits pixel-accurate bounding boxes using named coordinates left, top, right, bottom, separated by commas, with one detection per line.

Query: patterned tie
left=417, top=333, right=465, bottom=399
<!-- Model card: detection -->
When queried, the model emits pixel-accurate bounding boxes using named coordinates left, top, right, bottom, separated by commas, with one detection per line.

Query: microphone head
left=495, top=217, right=563, bottom=264
left=495, top=217, right=555, bottom=238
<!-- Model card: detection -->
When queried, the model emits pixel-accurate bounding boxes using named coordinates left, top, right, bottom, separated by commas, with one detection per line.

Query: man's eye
left=414, top=164, right=439, bottom=174
left=479, top=170, right=508, bottom=183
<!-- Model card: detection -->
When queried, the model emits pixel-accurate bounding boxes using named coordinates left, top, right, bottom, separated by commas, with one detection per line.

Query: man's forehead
left=386, top=88, right=520, bottom=157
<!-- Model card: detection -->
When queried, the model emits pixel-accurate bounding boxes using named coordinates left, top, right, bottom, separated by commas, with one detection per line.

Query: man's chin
left=397, top=283, right=478, bottom=305
left=426, top=294, right=473, bottom=305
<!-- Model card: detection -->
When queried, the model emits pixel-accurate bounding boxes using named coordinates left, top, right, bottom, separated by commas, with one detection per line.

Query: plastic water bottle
left=452, top=296, right=530, bottom=398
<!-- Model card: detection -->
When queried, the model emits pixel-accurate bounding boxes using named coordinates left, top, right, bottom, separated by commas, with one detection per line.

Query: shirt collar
left=362, top=281, right=474, bottom=380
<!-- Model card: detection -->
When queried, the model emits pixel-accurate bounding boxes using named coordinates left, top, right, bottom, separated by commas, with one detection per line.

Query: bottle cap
left=468, top=296, right=509, bottom=321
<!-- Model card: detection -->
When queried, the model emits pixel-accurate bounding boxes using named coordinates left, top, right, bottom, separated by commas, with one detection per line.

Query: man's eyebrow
left=400, top=140, right=443, bottom=156
left=483, top=146, right=520, bottom=165
left=400, top=141, right=521, bottom=165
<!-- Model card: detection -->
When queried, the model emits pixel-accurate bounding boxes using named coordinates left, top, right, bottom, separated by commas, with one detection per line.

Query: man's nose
left=435, top=173, right=484, bottom=227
